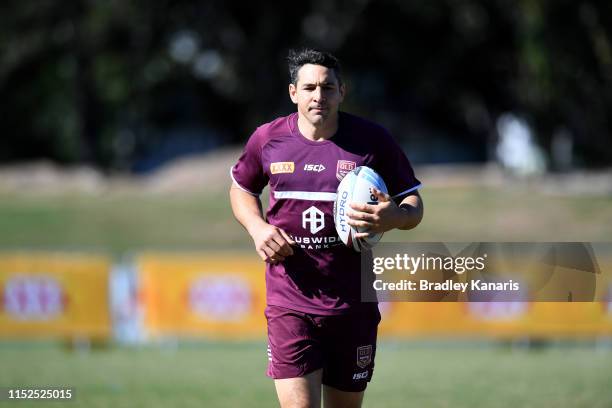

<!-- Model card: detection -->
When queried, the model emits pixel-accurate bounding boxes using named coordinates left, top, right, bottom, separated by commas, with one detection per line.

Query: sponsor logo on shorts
left=356, top=345, right=372, bottom=368
left=336, top=160, right=356, bottom=181
left=270, top=162, right=295, bottom=174
left=353, top=371, right=369, bottom=380
left=304, top=164, right=326, bottom=173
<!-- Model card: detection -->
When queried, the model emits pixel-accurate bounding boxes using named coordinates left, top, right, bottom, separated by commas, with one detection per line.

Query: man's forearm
left=396, top=193, right=423, bottom=230
left=229, top=185, right=267, bottom=235
left=230, top=183, right=295, bottom=264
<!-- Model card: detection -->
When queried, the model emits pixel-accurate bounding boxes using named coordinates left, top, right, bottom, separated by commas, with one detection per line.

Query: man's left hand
left=347, top=188, right=403, bottom=239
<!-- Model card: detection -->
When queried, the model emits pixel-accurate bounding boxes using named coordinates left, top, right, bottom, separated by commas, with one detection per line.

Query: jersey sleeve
left=373, top=130, right=421, bottom=202
left=230, top=128, right=268, bottom=195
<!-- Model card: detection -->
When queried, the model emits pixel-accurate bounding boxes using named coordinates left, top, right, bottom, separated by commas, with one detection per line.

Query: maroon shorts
left=265, top=304, right=381, bottom=392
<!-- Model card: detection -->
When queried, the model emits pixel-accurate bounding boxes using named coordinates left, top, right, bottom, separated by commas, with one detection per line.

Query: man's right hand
left=249, top=222, right=295, bottom=265
left=229, top=184, right=295, bottom=265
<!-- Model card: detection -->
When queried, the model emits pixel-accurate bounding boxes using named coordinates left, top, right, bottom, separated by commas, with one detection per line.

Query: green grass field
left=1, top=342, right=611, bottom=407
left=0, top=185, right=611, bottom=254
left=1, top=178, right=611, bottom=407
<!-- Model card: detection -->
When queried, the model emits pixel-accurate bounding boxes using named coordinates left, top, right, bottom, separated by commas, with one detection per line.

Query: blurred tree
left=0, top=0, right=610, bottom=170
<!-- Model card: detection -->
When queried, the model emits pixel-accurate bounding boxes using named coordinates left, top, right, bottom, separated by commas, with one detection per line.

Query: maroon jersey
left=231, top=112, right=421, bottom=315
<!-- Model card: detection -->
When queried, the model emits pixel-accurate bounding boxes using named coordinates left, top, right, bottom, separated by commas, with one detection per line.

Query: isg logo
left=304, top=164, right=326, bottom=173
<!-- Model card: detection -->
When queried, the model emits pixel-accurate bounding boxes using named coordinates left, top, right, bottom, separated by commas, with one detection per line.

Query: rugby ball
left=333, top=166, right=388, bottom=252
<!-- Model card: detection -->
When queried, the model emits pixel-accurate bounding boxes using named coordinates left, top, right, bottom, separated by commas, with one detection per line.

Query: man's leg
left=266, top=306, right=325, bottom=407
left=320, top=306, right=381, bottom=407
left=274, top=368, right=323, bottom=408
left=322, top=385, right=364, bottom=408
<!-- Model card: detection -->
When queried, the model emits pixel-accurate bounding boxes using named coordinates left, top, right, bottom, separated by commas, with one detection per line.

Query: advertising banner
left=137, top=245, right=612, bottom=339
left=0, top=252, right=111, bottom=339
left=138, top=252, right=267, bottom=339
left=370, top=243, right=612, bottom=337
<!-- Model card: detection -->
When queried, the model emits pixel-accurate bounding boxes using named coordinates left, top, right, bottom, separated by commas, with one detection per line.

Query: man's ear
left=339, top=83, right=346, bottom=103
left=288, top=83, right=298, bottom=104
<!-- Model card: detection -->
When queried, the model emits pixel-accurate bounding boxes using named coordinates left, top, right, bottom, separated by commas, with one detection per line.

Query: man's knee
left=275, top=369, right=323, bottom=408
left=323, top=385, right=365, bottom=408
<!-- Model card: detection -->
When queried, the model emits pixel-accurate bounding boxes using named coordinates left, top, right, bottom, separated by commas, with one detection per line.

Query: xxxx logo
left=270, top=162, right=295, bottom=174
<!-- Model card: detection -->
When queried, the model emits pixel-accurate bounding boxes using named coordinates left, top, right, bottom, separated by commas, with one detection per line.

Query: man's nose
left=313, top=86, right=325, bottom=101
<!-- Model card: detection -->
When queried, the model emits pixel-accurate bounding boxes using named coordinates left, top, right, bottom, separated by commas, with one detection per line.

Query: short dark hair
left=287, top=48, right=342, bottom=85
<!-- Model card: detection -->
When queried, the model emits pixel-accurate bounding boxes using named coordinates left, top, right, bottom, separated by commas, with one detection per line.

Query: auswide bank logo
left=292, top=206, right=340, bottom=249
left=302, top=206, right=325, bottom=234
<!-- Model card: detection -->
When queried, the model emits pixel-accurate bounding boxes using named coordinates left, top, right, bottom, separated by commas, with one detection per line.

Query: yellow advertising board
left=0, top=252, right=111, bottom=339
left=378, top=301, right=612, bottom=338
left=3, top=251, right=609, bottom=341
left=138, top=253, right=612, bottom=340
left=376, top=254, right=612, bottom=338
left=138, top=252, right=267, bottom=339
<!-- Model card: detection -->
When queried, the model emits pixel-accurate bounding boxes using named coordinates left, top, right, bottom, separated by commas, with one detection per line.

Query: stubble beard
left=306, top=108, right=337, bottom=129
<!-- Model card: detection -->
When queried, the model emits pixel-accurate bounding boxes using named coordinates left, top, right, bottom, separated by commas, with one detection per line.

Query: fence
left=1, top=251, right=611, bottom=342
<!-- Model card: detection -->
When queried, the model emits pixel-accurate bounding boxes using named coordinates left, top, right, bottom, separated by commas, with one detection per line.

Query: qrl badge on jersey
left=356, top=345, right=372, bottom=368
left=336, top=160, right=356, bottom=181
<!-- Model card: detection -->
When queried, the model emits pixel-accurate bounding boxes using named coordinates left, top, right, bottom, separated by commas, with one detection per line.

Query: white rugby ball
left=333, top=166, right=388, bottom=252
